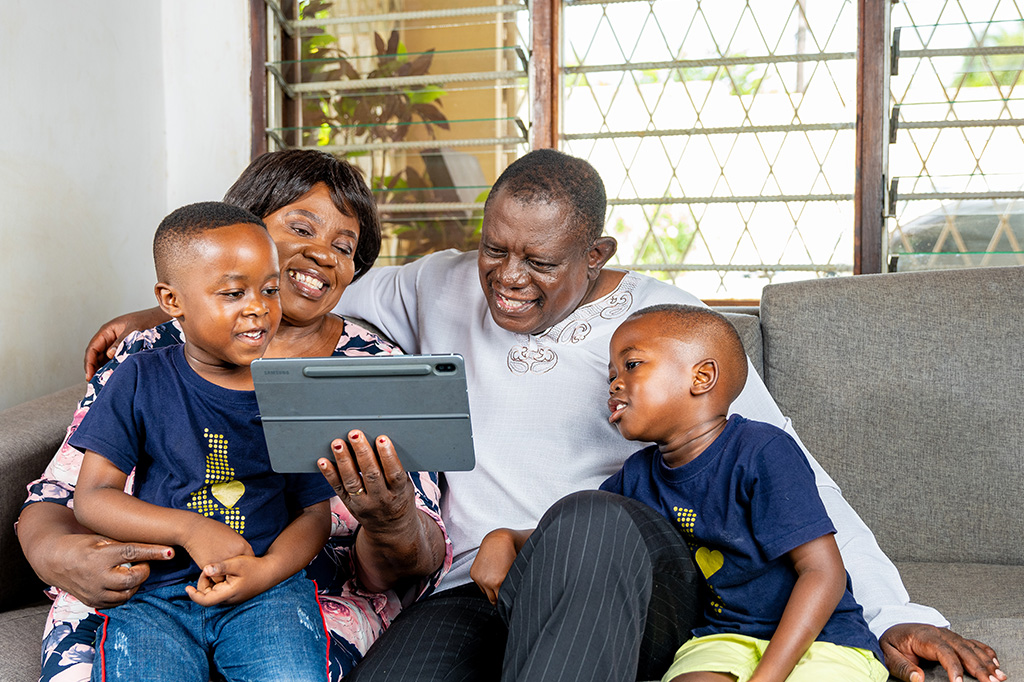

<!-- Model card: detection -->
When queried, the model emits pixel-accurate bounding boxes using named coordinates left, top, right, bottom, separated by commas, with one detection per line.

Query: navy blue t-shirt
left=601, top=415, right=882, bottom=661
left=69, top=345, right=335, bottom=590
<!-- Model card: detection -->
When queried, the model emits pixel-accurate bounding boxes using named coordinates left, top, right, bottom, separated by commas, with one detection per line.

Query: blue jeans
left=92, top=571, right=328, bottom=682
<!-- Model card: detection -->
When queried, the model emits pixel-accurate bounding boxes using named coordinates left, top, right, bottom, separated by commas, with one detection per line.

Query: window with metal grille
left=259, top=0, right=531, bottom=265
left=885, top=0, right=1024, bottom=272
left=255, top=0, right=1024, bottom=299
left=560, top=0, right=860, bottom=301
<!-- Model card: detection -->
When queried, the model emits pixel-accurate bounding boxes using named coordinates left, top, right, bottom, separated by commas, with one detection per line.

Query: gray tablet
left=252, top=354, right=475, bottom=474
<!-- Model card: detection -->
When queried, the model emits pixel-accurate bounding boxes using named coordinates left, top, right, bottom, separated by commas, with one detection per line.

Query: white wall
left=0, top=1, right=252, bottom=410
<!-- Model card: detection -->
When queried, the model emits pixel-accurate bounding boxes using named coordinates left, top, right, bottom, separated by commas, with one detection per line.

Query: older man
left=337, top=150, right=1001, bottom=682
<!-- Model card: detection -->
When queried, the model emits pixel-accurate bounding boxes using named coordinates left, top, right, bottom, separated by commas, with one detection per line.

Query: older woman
left=17, top=149, right=449, bottom=682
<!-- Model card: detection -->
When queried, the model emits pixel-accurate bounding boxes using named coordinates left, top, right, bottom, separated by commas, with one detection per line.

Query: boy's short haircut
left=631, top=303, right=749, bottom=400
left=153, top=201, right=267, bottom=283
left=485, top=149, right=606, bottom=246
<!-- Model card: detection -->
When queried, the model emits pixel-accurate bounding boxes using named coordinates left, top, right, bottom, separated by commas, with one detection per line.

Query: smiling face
left=263, top=183, right=360, bottom=328
left=478, top=188, right=614, bottom=335
left=607, top=312, right=707, bottom=446
left=155, top=223, right=281, bottom=385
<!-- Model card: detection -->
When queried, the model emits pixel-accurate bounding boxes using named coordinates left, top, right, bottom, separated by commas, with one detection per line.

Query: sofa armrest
left=0, top=384, right=85, bottom=611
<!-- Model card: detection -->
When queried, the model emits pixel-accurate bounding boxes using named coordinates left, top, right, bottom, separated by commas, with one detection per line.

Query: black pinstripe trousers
left=348, top=490, right=702, bottom=682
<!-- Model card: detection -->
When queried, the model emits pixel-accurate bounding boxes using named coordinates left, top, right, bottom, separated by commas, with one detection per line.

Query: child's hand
left=182, top=516, right=254, bottom=573
left=470, top=528, right=527, bottom=605
left=186, top=555, right=277, bottom=606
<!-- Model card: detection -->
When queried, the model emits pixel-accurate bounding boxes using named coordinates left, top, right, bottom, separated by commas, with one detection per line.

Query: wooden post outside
left=531, top=0, right=559, bottom=150
left=250, top=0, right=268, bottom=159
left=854, top=0, right=888, bottom=274
left=281, top=1, right=300, bottom=148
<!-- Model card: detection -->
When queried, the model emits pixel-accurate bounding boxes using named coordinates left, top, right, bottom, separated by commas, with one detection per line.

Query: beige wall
left=0, top=1, right=252, bottom=410
left=402, top=0, right=516, bottom=183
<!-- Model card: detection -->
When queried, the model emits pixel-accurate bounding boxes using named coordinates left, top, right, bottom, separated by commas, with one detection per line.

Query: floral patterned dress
left=22, top=318, right=452, bottom=682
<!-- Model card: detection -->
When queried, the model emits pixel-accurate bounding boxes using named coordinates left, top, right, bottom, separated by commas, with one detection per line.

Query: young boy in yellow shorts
left=602, top=304, right=889, bottom=682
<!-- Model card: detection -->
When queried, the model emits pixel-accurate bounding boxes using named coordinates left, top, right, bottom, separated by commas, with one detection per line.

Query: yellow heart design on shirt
left=211, top=480, right=245, bottom=509
left=695, top=547, right=724, bottom=579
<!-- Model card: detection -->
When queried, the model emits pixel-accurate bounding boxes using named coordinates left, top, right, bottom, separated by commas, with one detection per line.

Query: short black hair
left=223, top=149, right=381, bottom=282
left=153, top=202, right=266, bottom=283
left=630, top=303, right=749, bottom=402
left=486, top=149, right=607, bottom=245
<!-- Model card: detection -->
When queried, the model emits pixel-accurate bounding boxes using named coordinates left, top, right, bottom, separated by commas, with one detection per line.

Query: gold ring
left=350, top=487, right=365, bottom=496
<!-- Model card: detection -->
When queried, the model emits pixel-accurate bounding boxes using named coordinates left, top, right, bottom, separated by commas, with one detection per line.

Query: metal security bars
left=559, top=0, right=861, bottom=298
left=262, top=0, right=530, bottom=264
left=885, top=2, right=1024, bottom=272
left=255, top=0, right=1024, bottom=298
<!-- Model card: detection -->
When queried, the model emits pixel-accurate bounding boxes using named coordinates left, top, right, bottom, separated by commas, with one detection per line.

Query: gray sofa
left=725, top=265, right=1024, bottom=681
left=2, top=265, right=1021, bottom=680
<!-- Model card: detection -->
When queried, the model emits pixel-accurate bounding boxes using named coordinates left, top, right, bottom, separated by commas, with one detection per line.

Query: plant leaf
left=308, top=34, right=335, bottom=51
left=407, top=51, right=434, bottom=76
left=411, top=103, right=448, bottom=126
left=381, top=96, right=401, bottom=123
left=338, top=58, right=360, bottom=81
left=408, top=85, right=445, bottom=105
left=405, top=167, right=427, bottom=187
left=354, top=98, right=372, bottom=126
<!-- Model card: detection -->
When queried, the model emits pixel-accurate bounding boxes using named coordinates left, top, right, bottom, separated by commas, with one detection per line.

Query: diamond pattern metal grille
left=265, top=2, right=1023, bottom=289
left=561, top=0, right=858, bottom=299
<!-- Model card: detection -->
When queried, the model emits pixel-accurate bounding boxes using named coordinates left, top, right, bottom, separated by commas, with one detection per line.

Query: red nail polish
left=333, top=442, right=344, bottom=451
left=379, top=437, right=386, bottom=444
left=351, top=433, right=360, bottom=440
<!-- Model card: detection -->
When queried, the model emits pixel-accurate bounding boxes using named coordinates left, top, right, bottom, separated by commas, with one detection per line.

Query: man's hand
left=84, top=306, right=169, bottom=379
left=51, top=534, right=173, bottom=609
left=881, top=623, right=1006, bottom=682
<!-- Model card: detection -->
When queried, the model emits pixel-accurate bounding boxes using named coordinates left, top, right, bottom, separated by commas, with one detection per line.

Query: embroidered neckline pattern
left=505, top=273, right=638, bottom=375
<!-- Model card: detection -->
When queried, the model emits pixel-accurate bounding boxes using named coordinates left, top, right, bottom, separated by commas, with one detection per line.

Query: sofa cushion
left=759, top=267, right=1024, bottom=566
left=896, top=562, right=1024, bottom=678
left=896, top=561, right=1024, bottom=623
left=0, top=384, right=86, bottom=611
left=0, top=603, right=48, bottom=680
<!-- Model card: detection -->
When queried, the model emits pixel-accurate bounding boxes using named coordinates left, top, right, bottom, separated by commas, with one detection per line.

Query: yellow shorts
left=661, top=633, right=889, bottom=682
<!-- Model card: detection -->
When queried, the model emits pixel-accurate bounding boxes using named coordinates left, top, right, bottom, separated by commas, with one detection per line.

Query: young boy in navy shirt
left=71, top=202, right=334, bottom=682
left=602, top=304, right=888, bottom=682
